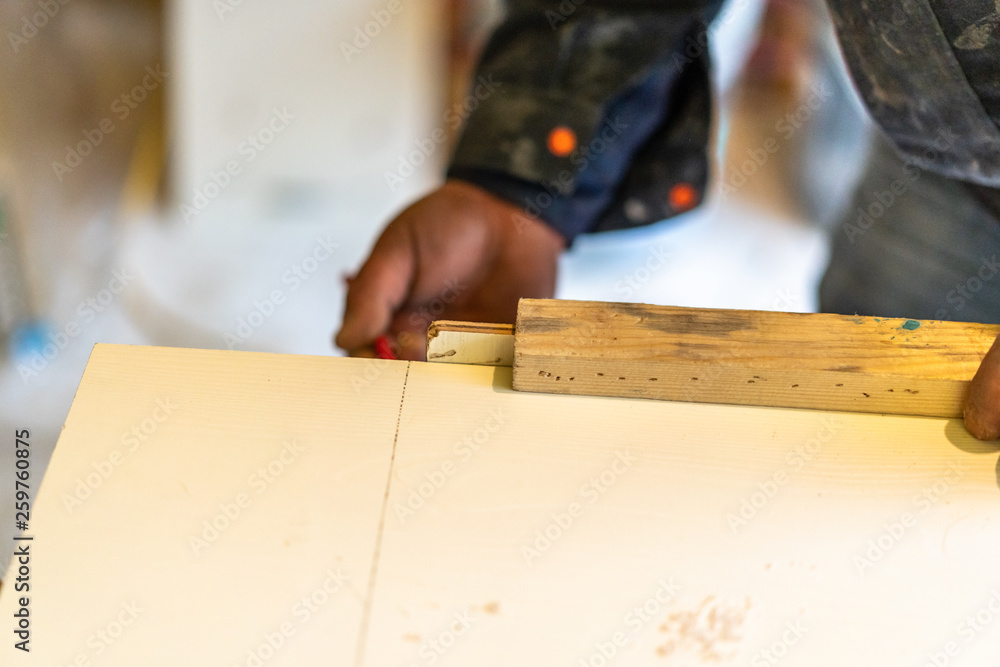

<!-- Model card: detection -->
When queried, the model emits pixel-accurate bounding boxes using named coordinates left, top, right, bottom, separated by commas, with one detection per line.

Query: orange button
left=669, top=183, right=699, bottom=211
left=547, top=126, right=577, bottom=157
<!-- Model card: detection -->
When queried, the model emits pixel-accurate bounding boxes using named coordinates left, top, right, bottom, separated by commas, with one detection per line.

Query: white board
left=2, top=344, right=999, bottom=665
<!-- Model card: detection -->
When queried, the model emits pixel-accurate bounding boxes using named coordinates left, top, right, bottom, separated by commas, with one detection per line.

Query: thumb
left=336, top=226, right=415, bottom=353
left=964, top=333, right=1000, bottom=440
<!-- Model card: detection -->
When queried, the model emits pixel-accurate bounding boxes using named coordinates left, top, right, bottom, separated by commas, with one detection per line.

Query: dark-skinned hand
left=336, top=180, right=564, bottom=360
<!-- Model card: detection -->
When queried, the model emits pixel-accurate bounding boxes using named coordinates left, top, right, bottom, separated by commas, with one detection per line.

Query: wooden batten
left=511, top=299, right=1000, bottom=417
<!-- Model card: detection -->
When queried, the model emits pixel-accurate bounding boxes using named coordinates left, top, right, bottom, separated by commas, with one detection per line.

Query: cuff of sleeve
left=449, top=83, right=606, bottom=191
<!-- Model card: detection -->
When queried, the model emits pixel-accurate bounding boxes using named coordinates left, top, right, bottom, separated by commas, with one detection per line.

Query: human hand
left=964, top=332, right=1000, bottom=440
left=335, top=180, right=564, bottom=360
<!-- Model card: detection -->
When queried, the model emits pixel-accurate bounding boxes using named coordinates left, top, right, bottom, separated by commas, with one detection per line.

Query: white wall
left=168, top=0, right=447, bottom=219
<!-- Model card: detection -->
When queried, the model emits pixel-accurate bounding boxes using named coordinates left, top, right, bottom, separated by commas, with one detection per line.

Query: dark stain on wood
left=605, top=302, right=753, bottom=337
left=517, top=316, right=574, bottom=335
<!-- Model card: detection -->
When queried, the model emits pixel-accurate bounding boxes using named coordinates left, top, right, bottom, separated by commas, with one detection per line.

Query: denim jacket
left=446, top=0, right=1000, bottom=242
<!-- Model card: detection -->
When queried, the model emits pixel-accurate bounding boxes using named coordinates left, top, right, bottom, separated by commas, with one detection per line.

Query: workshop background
left=0, top=0, right=869, bottom=574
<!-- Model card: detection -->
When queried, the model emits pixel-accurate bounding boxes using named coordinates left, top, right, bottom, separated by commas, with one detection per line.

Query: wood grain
left=5, top=344, right=1000, bottom=665
left=0, top=344, right=409, bottom=666
left=512, top=299, right=1000, bottom=417
left=427, top=321, right=514, bottom=366
left=362, top=363, right=1000, bottom=666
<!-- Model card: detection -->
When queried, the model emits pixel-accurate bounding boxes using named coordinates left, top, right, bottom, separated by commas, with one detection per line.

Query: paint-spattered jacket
left=446, top=0, right=1000, bottom=242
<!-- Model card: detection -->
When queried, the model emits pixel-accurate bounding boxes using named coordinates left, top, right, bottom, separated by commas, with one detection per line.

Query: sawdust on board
left=654, top=595, right=752, bottom=661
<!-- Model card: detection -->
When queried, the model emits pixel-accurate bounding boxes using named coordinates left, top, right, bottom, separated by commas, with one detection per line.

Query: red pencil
left=374, top=335, right=397, bottom=360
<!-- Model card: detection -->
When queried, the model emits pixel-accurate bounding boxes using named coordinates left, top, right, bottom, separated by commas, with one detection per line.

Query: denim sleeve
left=446, top=0, right=724, bottom=243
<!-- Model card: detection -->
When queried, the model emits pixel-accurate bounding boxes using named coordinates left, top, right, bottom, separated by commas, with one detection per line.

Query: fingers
left=335, top=224, right=415, bottom=354
left=397, top=333, right=426, bottom=361
left=336, top=180, right=560, bottom=359
left=385, top=329, right=427, bottom=362
left=964, top=333, right=1000, bottom=440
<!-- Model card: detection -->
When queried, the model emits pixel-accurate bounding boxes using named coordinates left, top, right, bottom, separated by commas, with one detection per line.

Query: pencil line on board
left=354, top=361, right=411, bottom=666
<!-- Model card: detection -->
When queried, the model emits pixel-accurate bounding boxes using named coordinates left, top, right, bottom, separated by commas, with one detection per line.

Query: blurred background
left=0, top=0, right=871, bottom=566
